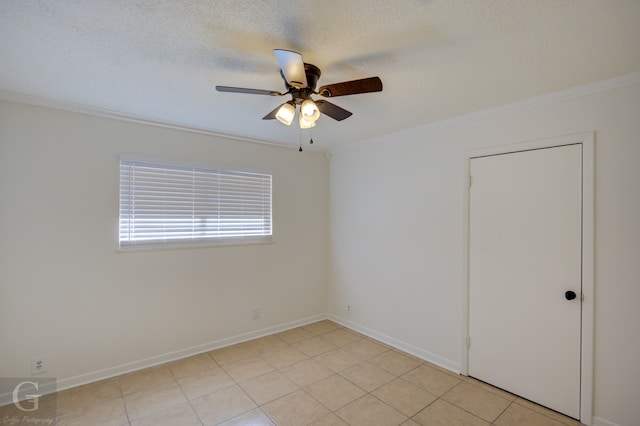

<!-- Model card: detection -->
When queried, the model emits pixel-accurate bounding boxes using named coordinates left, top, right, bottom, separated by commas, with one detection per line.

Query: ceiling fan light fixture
left=299, top=115, right=316, bottom=129
left=300, top=99, right=320, bottom=122
left=275, top=102, right=296, bottom=125
left=217, top=49, right=383, bottom=131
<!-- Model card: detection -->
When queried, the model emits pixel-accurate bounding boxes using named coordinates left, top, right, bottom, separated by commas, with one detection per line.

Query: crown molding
left=330, top=70, right=640, bottom=155
left=0, top=89, right=308, bottom=152
left=3, top=70, right=639, bottom=156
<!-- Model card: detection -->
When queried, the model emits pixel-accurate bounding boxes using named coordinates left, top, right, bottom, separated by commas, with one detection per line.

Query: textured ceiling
left=1, top=0, right=640, bottom=150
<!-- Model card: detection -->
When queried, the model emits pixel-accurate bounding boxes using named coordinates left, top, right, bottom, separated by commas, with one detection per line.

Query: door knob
left=565, top=290, right=577, bottom=301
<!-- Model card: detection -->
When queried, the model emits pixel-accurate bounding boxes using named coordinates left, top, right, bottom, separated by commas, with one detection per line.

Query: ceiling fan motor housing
left=282, top=63, right=321, bottom=101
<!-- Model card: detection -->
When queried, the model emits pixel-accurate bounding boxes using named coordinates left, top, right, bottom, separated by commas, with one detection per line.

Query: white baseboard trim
left=592, top=417, right=621, bottom=426
left=56, top=313, right=329, bottom=391
left=329, top=315, right=461, bottom=374
left=1, top=313, right=328, bottom=406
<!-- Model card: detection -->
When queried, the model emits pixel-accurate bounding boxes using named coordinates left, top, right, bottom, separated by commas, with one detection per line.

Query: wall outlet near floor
left=252, top=308, right=261, bottom=320
left=347, top=305, right=352, bottom=313
left=31, top=355, right=47, bottom=374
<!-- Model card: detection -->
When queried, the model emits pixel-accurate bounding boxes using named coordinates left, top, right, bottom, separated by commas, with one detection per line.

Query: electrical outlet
left=347, top=305, right=351, bottom=313
left=252, top=308, right=261, bottom=320
left=31, top=355, right=47, bottom=374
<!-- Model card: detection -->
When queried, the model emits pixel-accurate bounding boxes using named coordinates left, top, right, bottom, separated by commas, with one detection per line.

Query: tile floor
left=1, top=320, right=585, bottom=425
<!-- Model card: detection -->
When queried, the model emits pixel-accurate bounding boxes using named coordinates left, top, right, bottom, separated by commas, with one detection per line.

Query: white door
left=468, top=144, right=582, bottom=419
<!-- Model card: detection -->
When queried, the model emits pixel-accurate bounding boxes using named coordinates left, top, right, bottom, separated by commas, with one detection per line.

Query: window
left=119, top=159, right=272, bottom=249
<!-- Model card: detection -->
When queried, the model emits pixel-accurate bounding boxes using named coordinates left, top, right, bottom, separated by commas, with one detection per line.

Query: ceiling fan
left=216, top=49, right=383, bottom=129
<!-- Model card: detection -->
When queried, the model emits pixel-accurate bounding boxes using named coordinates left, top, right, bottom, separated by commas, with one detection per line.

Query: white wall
left=0, top=101, right=329, bottom=388
left=328, top=76, right=640, bottom=426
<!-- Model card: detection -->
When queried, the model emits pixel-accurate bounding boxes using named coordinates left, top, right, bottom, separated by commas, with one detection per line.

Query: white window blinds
left=119, top=160, right=272, bottom=248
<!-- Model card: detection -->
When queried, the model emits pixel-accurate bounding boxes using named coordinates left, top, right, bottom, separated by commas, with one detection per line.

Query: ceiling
left=1, top=0, right=640, bottom=151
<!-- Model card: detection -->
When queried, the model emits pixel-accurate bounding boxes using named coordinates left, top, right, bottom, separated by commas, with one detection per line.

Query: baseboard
left=1, top=313, right=328, bottom=406
left=56, top=313, right=329, bottom=391
left=592, top=417, right=621, bottom=426
left=329, top=315, right=461, bottom=374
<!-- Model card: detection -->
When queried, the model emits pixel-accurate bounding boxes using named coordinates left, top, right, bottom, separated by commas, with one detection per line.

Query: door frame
left=461, top=132, right=594, bottom=424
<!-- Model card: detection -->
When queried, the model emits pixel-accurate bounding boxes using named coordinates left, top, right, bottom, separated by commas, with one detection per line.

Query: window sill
left=116, top=236, right=274, bottom=253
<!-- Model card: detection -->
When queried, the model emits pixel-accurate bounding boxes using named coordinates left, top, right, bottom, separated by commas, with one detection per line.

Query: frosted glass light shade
left=299, top=115, right=316, bottom=129
left=275, top=102, right=296, bottom=125
left=300, top=99, right=320, bottom=122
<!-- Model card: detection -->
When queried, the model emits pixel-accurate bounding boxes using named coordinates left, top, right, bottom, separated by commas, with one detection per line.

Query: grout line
left=118, top=377, right=132, bottom=426
left=512, top=398, right=584, bottom=426
left=168, top=364, right=205, bottom=426
left=491, top=398, right=516, bottom=425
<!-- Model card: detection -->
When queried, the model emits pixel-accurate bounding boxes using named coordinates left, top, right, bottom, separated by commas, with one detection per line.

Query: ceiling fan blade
left=316, top=100, right=353, bottom=121
left=317, top=76, right=383, bottom=97
left=262, top=103, right=285, bottom=120
left=274, top=49, right=308, bottom=89
left=216, top=86, right=284, bottom=96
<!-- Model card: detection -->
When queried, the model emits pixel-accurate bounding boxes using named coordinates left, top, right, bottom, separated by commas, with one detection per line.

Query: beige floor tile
left=0, top=403, right=19, bottom=419
left=241, top=335, right=290, bottom=354
left=303, top=320, right=341, bottom=336
left=401, top=364, right=460, bottom=396
left=239, top=371, right=299, bottom=405
left=423, top=361, right=464, bottom=380
left=462, top=376, right=517, bottom=401
left=221, top=356, right=275, bottom=382
left=401, top=419, right=422, bottom=426
left=343, top=339, right=389, bottom=360
left=177, top=367, right=235, bottom=400
left=129, top=401, right=201, bottom=426
left=292, top=336, right=337, bottom=357
left=276, top=327, right=316, bottom=344
left=262, top=389, right=330, bottom=426
left=123, top=382, right=187, bottom=421
left=57, top=378, right=121, bottom=414
left=494, top=402, right=569, bottom=426
left=304, top=375, right=366, bottom=411
left=313, top=348, right=361, bottom=372
left=119, top=365, right=176, bottom=395
left=321, top=329, right=363, bottom=347
left=218, top=407, right=275, bottom=425
left=280, top=359, right=334, bottom=387
left=191, top=384, right=256, bottom=425
left=259, top=346, right=308, bottom=369
left=38, top=392, right=59, bottom=411
left=0, top=395, right=56, bottom=420
left=167, top=353, right=218, bottom=379
left=308, top=412, right=349, bottom=425
left=372, top=378, right=437, bottom=417
left=339, top=362, right=396, bottom=392
left=57, top=397, right=128, bottom=426
left=335, top=394, right=407, bottom=426
left=514, top=398, right=583, bottom=425
left=209, top=343, right=262, bottom=366
left=370, top=350, right=423, bottom=376
left=365, top=336, right=394, bottom=349
left=442, top=382, right=511, bottom=422
left=0, top=400, right=34, bottom=421
left=413, top=399, right=489, bottom=426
